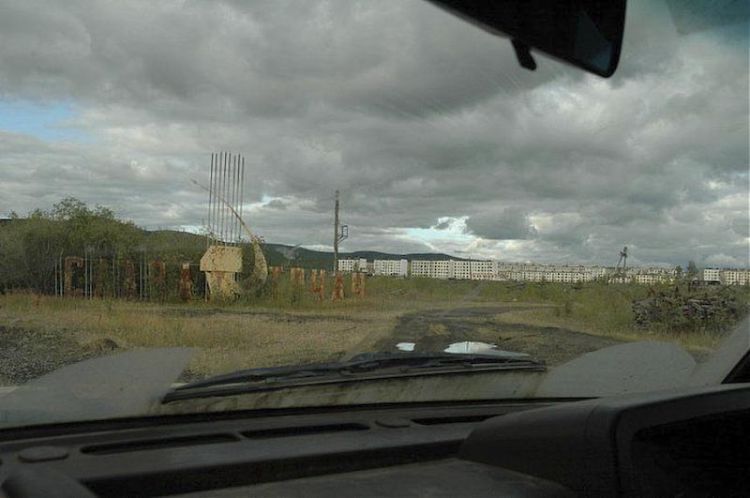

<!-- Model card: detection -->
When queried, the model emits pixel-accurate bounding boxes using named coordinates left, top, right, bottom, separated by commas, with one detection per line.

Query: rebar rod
left=208, top=153, right=215, bottom=245
left=239, top=155, right=245, bottom=242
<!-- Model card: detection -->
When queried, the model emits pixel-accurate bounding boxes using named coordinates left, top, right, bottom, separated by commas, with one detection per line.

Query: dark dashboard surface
left=0, top=401, right=564, bottom=497
left=1, top=386, right=749, bottom=497
left=180, top=459, right=572, bottom=498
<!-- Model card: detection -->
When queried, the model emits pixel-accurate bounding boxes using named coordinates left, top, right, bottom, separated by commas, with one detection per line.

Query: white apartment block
left=343, top=257, right=749, bottom=286
left=633, top=273, right=667, bottom=285
left=452, top=260, right=472, bottom=280
left=470, top=260, right=497, bottom=280
left=722, top=269, right=750, bottom=286
left=410, top=260, right=433, bottom=278
left=695, top=268, right=749, bottom=286
left=337, top=258, right=368, bottom=273
left=702, top=268, right=721, bottom=283
left=338, top=259, right=356, bottom=272
left=433, top=260, right=452, bottom=279
left=373, top=259, right=408, bottom=277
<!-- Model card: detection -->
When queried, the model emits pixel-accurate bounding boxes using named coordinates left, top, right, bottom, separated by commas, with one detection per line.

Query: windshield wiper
left=163, top=352, right=545, bottom=403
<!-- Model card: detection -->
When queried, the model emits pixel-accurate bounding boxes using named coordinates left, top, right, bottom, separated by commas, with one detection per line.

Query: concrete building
left=410, top=260, right=433, bottom=278
left=470, top=260, right=497, bottom=280
left=338, top=258, right=367, bottom=273
left=338, top=259, right=356, bottom=272
left=702, top=268, right=721, bottom=283
left=633, top=273, right=665, bottom=285
left=433, top=260, right=452, bottom=279
left=373, top=259, right=408, bottom=277
left=452, top=260, right=472, bottom=280
left=722, top=269, right=750, bottom=286
left=346, top=256, right=739, bottom=286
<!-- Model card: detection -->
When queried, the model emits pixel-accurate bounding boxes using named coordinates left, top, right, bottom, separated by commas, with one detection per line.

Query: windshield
left=0, top=0, right=748, bottom=427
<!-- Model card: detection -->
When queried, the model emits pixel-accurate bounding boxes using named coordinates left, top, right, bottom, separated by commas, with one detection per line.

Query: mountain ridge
left=145, top=230, right=467, bottom=268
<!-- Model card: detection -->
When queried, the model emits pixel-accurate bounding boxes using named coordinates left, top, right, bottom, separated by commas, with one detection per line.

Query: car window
left=0, top=0, right=748, bottom=427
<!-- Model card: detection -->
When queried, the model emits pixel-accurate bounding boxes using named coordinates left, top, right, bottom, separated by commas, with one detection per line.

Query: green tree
left=687, top=260, right=698, bottom=281
left=0, top=197, right=146, bottom=292
left=0, top=222, right=26, bottom=291
left=50, top=197, right=92, bottom=220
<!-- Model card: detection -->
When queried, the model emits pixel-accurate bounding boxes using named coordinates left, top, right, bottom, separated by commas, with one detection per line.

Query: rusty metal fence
left=48, top=250, right=207, bottom=302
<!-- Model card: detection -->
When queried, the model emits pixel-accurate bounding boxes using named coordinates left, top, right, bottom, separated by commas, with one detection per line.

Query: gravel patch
left=0, top=325, right=112, bottom=385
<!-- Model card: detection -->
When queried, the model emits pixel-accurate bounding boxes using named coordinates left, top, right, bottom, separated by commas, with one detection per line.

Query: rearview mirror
left=427, top=0, right=627, bottom=77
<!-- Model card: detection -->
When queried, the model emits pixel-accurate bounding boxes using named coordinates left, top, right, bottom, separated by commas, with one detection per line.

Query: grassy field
left=1, top=277, right=747, bottom=384
left=0, top=295, right=400, bottom=382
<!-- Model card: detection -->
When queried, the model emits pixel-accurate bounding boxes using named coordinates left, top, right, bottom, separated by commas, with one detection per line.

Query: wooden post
left=179, top=263, right=193, bottom=302
left=123, top=259, right=136, bottom=300
left=332, top=271, right=344, bottom=301
left=352, top=272, right=366, bottom=298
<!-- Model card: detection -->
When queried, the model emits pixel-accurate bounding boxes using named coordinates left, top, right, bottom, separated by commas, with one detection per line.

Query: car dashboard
left=0, top=384, right=748, bottom=497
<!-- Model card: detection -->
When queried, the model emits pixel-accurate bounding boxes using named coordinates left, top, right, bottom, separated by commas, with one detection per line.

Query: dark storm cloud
left=0, top=0, right=747, bottom=267
left=465, top=207, right=536, bottom=240
left=264, top=199, right=288, bottom=211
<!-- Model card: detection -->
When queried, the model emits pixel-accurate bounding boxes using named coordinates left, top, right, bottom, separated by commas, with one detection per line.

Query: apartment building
left=373, top=259, right=408, bottom=277
left=337, top=258, right=367, bottom=273
left=702, top=268, right=721, bottom=283
left=633, top=273, right=665, bottom=285
left=410, top=260, right=433, bottom=278
left=338, top=259, right=355, bottom=272
left=452, top=260, right=472, bottom=280
left=349, top=256, right=747, bottom=286
left=470, top=260, right=497, bottom=280
left=433, top=260, right=452, bottom=279
left=722, top=269, right=750, bottom=286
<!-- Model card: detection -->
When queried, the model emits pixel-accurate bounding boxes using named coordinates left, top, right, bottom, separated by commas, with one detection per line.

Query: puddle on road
left=396, top=340, right=528, bottom=357
left=444, top=341, right=528, bottom=357
left=396, top=342, right=416, bottom=352
left=443, top=341, right=496, bottom=353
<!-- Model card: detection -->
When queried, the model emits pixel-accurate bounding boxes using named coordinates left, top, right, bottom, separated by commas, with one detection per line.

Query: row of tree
left=0, top=197, right=220, bottom=294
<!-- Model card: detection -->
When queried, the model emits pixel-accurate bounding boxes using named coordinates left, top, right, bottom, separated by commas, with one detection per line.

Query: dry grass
left=492, top=307, right=724, bottom=356
left=0, top=294, right=397, bottom=377
left=3, top=279, right=745, bottom=378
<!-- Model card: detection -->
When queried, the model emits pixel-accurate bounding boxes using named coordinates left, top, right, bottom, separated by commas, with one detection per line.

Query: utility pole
left=333, top=190, right=340, bottom=273
left=332, top=190, right=348, bottom=273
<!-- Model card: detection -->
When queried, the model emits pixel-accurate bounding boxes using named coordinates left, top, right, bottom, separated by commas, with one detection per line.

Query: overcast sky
left=0, top=0, right=747, bottom=267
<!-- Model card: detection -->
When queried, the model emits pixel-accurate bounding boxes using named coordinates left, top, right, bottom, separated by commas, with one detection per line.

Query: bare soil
left=373, top=305, right=623, bottom=365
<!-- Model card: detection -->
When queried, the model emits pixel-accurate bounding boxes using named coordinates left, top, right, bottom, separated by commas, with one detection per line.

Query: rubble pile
left=633, top=286, right=747, bottom=331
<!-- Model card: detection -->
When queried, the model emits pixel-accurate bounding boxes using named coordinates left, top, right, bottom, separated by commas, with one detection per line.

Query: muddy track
left=156, top=307, right=374, bottom=324
left=372, top=305, right=622, bottom=365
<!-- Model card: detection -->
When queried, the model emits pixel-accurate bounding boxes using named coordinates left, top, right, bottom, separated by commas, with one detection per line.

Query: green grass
left=2, top=278, right=747, bottom=378
left=0, top=293, right=399, bottom=378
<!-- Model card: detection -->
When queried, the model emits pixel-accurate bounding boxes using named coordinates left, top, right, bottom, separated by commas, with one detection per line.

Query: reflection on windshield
left=0, top=0, right=747, bottom=429
left=443, top=342, right=528, bottom=358
left=444, top=341, right=497, bottom=354
left=396, top=342, right=416, bottom=352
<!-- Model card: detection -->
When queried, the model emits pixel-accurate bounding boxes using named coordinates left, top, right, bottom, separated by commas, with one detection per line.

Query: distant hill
left=140, top=232, right=464, bottom=269
left=263, top=243, right=464, bottom=269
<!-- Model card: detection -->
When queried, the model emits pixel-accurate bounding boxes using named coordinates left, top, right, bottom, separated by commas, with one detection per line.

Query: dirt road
left=372, top=305, right=623, bottom=365
left=1, top=305, right=623, bottom=385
